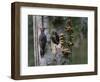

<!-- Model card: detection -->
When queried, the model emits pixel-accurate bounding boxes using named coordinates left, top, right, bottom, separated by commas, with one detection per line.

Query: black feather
left=51, top=31, right=59, bottom=45
left=39, top=32, right=47, bottom=57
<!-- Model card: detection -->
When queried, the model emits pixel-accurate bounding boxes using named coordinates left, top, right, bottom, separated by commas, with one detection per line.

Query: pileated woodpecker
left=51, top=31, right=59, bottom=45
left=39, top=28, right=47, bottom=57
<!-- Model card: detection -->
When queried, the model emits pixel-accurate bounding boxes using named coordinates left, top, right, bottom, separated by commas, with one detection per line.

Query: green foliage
left=71, top=39, right=88, bottom=64
left=48, top=16, right=66, bottom=29
left=72, top=17, right=88, bottom=38
left=46, top=16, right=88, bottom=64
left=52, top=17, right=65, bottom=27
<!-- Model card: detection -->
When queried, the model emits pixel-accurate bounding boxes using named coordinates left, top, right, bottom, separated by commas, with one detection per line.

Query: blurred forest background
left=28, top=15, right=88, bottom=66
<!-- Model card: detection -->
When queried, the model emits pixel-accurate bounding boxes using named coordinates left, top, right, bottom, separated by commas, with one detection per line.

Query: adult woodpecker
left=51, top=31, right=59, bottom=45
left=39, top=28, right=47, bottom=57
